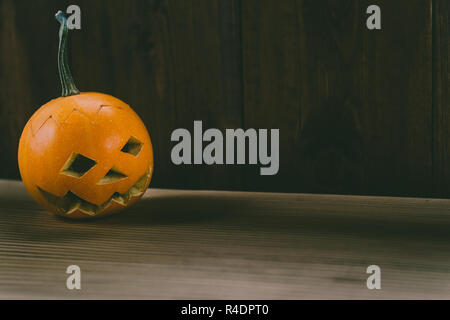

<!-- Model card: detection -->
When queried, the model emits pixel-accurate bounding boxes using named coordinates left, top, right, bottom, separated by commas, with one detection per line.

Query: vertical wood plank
left=433, top=0, right=450, bottom=197
left=241, top=0, right=305, bottom=192
left=241, top=0, right=433, bottom=196
left=357, top=0, right=433, bottom=197
left=0, top=0, right=70, bottom=180
left=0, top=0, right=28, bottom=180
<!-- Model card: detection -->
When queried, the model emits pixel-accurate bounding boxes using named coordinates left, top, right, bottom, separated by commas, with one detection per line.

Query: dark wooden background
left=0, top=0, right=448, bottom=196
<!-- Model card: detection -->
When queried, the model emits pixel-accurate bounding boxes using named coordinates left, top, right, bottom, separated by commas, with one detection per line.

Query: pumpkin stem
left=55, top=11, right=80, bottom=97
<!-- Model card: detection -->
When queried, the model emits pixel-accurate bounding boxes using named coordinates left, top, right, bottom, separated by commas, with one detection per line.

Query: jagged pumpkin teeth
left=17, top=11, right=154, bottom=219
left=37, top=170, right=150, bottom=216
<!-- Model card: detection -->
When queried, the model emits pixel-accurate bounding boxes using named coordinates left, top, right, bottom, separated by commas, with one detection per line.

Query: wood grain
left=241, top=0, right=433, bottom=195
left=0, top=0, right=445, bottom=197
left=433, top=0, right=450, bottom=198
left=1, top=179, right=450, bottom=299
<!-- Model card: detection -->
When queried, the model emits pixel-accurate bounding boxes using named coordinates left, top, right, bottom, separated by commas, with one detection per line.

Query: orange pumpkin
left=18, top=11, right=153, bottom=219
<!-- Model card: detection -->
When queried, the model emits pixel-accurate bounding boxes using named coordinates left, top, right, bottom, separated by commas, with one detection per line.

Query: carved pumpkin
left=18, top=11, right=153, bottom=219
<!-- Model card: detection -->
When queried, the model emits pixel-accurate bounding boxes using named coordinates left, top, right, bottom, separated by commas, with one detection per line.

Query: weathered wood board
left=1, top=179, right=450, bottom=299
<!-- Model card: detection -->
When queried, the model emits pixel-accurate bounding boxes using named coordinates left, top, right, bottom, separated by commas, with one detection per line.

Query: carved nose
left=97, top=166, right=128, bottom=185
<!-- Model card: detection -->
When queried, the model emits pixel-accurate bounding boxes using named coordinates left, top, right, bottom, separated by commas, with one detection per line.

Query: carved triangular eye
left=97, top=166, right=128, bottom=185
left=121, top=136, right=143, bottom=156
left=60, top=153, right=96, bottom=178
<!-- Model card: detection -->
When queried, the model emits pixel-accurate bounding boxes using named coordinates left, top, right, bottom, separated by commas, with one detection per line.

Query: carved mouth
left=37, top=170, right=150, bottom=216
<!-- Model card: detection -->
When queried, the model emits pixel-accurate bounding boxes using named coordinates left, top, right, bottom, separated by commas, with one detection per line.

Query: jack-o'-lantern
left=18, top=11, right=153, bottom=219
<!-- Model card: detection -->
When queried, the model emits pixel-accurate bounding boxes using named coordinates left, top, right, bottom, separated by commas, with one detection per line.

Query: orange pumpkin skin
left=18, top=92, right=153, bottom=219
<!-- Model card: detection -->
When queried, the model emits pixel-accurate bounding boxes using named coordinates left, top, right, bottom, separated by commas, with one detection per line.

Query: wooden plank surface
left=1, top=179, right=450, bottom=299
